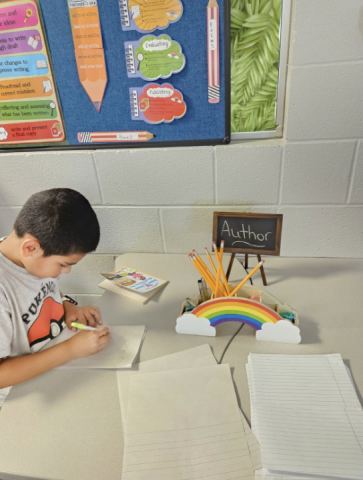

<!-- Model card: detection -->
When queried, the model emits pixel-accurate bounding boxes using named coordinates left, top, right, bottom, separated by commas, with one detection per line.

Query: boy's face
left=21, top=236, right=86, bottom=278
left=25, top=252, right=86, bottom=279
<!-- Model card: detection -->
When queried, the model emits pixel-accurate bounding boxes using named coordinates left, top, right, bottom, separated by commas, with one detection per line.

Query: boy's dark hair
left=14, top=188, right=100, bottom=257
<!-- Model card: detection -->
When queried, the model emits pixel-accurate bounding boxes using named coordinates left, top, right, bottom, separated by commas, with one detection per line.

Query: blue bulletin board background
left=28, top=0, right=229, bottom=150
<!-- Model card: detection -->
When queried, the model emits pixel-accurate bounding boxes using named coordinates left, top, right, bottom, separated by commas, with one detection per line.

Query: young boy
left=0, top=188, right=110, bottom=391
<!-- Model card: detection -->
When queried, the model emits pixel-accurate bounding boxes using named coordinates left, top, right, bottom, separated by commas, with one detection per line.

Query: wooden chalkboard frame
left=213, top=212, right=283, bottom=256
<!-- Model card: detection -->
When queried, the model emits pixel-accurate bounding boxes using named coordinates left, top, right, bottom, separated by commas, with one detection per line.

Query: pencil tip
left=93, top=102, right=102, bottom=112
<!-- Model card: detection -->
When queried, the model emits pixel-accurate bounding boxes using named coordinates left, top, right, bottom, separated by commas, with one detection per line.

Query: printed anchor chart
left=0, top=0, right=65, bottom=145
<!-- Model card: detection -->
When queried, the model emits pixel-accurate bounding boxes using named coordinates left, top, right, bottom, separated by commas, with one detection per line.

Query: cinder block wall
left=1, top=0, right=363, bottom=300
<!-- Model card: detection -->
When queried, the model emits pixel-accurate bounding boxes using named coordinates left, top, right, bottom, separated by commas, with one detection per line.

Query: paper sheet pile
left=117, top=345, right=262, bottom=480
left=247, top=353, right=363, bottom=480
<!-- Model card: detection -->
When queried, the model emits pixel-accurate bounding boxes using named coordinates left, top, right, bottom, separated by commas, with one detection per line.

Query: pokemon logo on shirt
left=27, top=297, right=65, bottom=352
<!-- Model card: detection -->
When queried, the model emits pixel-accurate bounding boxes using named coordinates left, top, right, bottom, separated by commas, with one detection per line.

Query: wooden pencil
left=212, top=242, right=230, bottom=295
left=189, top=255, right=215, bottom=292
left=229, top=260, right=265, bottom=297
left=192, top=253, right=221, bottom=296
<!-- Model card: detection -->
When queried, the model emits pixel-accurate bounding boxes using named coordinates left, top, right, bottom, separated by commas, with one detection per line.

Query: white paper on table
left=117, top=344, right=262, bottom=471
left=241, top=414, right=262, bottom=470
left=117, top=344, right=217, bottom=424
left=247, top=353, right=363, bottom=479
left=123, top=364, right=255, bottom=480
left=42, top=325, right=146, bottom=369
left=0, top=387, right=11, bottom=409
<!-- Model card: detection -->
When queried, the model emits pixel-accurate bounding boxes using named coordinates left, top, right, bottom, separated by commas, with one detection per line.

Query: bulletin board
left=0, top=0, right=230, bottom=151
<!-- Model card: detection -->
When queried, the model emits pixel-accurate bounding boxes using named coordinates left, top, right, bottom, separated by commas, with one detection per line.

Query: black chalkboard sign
left=213, top=212, right=283, bottom=255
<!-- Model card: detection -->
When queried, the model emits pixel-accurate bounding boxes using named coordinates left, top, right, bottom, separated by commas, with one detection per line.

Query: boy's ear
left=21, top=236, right=43, bottom=258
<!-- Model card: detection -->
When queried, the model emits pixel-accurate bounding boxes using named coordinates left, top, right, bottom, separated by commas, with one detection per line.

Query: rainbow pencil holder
left=176, top=283, right=300, bottom=343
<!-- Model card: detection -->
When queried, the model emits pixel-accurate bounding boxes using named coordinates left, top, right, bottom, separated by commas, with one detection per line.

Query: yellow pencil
left=215, top=260, right=222, bottom=297
left=189, top=255, right=215, bottom=292
left=192, top=253, right=222, bottom=296
left=212, top=242, right=230, bottom=295
left=204, top=247, right=223, bottom=297
left=204, top=247, right=218, bottom=276
left=192, top=250, right=216, bottom=282
left=229, top=260, right=265, bottom=297
left=218, top=241, right=229, bottom=295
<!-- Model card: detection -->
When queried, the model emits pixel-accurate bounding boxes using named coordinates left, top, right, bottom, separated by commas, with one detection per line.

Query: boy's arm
left=0, top=327, right=110, bottom=389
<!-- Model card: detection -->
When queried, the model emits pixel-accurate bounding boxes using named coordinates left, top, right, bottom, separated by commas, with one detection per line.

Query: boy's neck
left=0, top=231, right=25, bottom=268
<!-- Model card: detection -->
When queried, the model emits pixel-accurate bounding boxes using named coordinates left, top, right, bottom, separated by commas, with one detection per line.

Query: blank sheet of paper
left=117, top=344, right=217, bottom=424
left=123, top=364, right=255, bottom=480
left=117, top=345, right=262, bottom=473
left=42, top=325, right=146, bottom=369
left=248, top=354, right=363, bottom=479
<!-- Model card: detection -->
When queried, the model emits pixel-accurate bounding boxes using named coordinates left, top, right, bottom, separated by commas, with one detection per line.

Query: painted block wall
left=1, top=0, right=363, bottom=300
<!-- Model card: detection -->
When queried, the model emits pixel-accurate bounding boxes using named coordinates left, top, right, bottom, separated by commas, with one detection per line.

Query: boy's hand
left=67, top=328, right=110, bottom=358
left=64, top=303, right=103, bottom=332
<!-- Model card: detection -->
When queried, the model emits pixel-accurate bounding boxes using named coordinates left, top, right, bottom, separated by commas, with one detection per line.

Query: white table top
left=0, top=254, right=362, bottom=480
left=0, top=253, right=246, bottom=480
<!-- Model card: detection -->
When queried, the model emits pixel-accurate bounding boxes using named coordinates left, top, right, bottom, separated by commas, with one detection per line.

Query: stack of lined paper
left=247, top=354, right=363, bottom=479
left=117, top=345, right=262, bottom=480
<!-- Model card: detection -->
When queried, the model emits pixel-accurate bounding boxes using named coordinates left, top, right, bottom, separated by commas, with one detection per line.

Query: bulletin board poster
left=0, top=0, right=230, bottom=151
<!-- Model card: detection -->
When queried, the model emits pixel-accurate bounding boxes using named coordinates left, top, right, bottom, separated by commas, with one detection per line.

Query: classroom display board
left=0, top=0, right=230, bottom=151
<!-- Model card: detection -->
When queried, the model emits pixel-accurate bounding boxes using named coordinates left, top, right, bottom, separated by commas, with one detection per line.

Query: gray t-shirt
left=0, top=245, right=65, bottom=358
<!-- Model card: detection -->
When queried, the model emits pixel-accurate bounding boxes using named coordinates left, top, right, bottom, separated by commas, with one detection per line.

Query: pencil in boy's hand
left=71, top=322, right=97, bottom=331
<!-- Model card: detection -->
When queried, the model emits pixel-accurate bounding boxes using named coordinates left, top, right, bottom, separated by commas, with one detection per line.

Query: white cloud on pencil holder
left=176, top=314, right=216, bottom=337
left=256, top=320, right=301, bottom=344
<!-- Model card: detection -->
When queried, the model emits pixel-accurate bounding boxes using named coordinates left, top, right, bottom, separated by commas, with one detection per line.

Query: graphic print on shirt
left=27, top=297, right=65, bottom=352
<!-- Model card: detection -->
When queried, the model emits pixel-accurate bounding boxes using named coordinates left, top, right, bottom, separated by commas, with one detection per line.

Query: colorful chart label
left=0, top=1, right=38, bottom=30
left=129, top=83, right=186, bottom=124
left=0, top=54, right=48, bottom=78
left=0, top=99, right=57, bottom=120
left=0, top=76, right=53, bottom=100
left=119, top=0, right=183, bottom=33
left=124, top=34, right=185, bottom=80
left=0, top=120, right=64, bottom=144
left=0, top=29, right=43, bottom=54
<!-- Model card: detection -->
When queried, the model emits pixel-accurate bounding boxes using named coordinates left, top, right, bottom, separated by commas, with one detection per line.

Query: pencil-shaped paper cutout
left=67, top=0, right=107, bottom=112
left=78, top=131, right=155, bottom=143
left=207, top=0, right=220, bottom=103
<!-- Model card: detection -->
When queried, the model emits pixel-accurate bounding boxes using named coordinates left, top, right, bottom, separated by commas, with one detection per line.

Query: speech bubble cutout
left=136, top=35, right=185, bottom=80
left=0, top=54, right=48, bottom=79
left=0, top=100, right=57, bottom=121
left=128, top=0, right=183, bottom=32
left=0, top=77, right=53, bottom=100
left=139, top=83, right=186, bottom=123
left=0, top=120, right=64, bottom=144
left=0, top=30, right=42, bottom=54
left=0, top=2, right=38, bottom=30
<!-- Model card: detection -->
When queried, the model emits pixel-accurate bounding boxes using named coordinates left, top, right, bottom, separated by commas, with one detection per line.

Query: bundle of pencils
left=188, top=241, right=265, bottom=299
